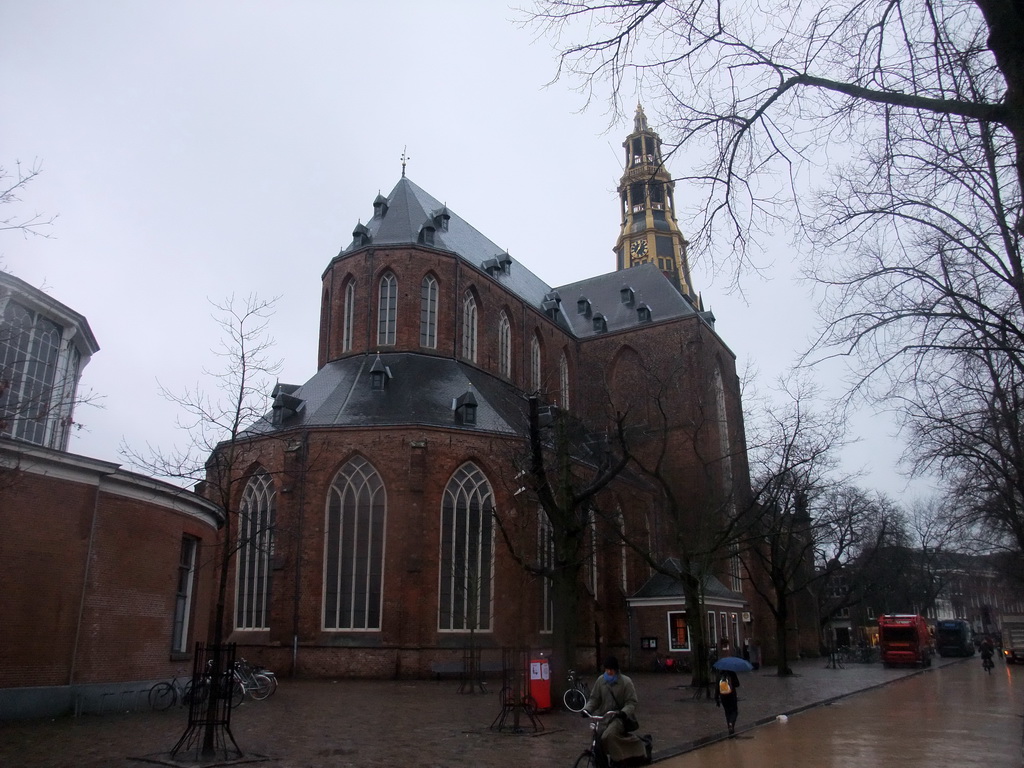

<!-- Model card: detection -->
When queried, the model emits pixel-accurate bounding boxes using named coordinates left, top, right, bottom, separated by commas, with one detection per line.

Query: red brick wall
left=318, top=247, right=578, bottom=401
left=0, top=450, right=220, bottom=691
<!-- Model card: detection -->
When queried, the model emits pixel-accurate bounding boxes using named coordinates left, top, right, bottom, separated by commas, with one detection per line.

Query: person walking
left=714, top=667, right=740, bottom=735
left=583, top=656, right=651, bottom=766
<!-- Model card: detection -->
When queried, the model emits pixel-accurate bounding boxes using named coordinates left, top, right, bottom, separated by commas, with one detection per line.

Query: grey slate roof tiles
left=255, top=176, right=719, bottom=438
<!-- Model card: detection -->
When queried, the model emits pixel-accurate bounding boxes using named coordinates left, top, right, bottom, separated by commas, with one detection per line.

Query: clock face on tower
left=630, top=239, right=648, bottom=262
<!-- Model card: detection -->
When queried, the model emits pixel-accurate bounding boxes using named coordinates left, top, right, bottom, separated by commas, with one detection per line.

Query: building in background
left=210, top=107, right=754, bottom=677
left=0, top=272, right=221, bottom=719
left=0, top=270, right=98, bottom=449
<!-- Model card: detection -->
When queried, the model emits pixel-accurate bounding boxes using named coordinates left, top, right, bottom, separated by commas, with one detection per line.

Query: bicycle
left=232, top=659, right=276, bottom=701
left=563, top=669, right=590, bottom=712
left=982, top=654, right=994, bottom=673
left=573, top=710, right=617, bottom=768
left=148, top=671, right=205, bottom=711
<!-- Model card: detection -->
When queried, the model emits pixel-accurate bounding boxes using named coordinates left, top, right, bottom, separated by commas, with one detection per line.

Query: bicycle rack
left=169, top=642, right=243, bottom=762
left=490, top=646, right=543, bottom=733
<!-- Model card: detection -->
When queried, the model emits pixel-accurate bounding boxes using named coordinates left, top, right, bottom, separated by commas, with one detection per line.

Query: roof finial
left=401, top=146, right=410, bottom=178
left=634, top=103, right=648, bottom=133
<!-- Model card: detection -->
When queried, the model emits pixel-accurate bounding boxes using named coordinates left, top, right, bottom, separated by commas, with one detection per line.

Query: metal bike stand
left=169, top=642, right=243, bottom=762
left=490, top=646, right=542, bottom=733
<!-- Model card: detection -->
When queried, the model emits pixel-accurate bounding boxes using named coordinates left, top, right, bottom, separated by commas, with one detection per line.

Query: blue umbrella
left=712, top=656, right=754, bottom=673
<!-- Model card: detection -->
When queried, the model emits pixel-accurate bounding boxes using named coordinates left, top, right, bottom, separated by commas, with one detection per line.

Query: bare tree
left=122, top=294, right=280, bottom=758
left=526, top=0, right=1024, bottom=560
left=1, top=160, right=57, bottom=239
left=494, top=395, right=630, bottom=704
left=739, top=375, right=851, bottom=674
left=604, top=335, right=749, bottom=692
left=814, top=487, right=905, bottom=647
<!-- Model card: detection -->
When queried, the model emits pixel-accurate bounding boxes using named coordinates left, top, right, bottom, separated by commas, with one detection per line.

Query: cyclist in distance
left=582, top=656, right=650, bottom=766
left=980, top=636, right=995, bottom=672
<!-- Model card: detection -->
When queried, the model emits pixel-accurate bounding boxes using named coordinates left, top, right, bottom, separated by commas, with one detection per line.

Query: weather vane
left=401, top=146, right=410, bottom=178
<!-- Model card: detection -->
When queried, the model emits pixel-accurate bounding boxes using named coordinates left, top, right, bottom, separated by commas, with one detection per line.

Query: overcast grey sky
left=0, top=1, right=931, bottom=500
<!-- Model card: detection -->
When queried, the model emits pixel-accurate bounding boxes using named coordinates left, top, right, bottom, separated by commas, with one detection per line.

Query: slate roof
left=338, top=176, right=720, bottom=341
left=629, top=558, right=747, bottom=605
left=556, top=262, right=714, bottom=339
left=243, top=352, right=530, bottom=437
left=340, top=176, right=571, bottom=331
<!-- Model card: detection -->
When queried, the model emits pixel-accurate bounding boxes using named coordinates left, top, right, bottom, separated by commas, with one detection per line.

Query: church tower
left=613, top=104, right=697, bottom=303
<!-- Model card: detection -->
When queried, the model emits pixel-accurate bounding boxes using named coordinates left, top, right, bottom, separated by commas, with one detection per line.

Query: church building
left=215, top=106, right=754, bottom=678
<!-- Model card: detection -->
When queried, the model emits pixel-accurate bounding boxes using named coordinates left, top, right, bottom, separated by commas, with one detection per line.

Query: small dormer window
left=418, top=221, right=436, bottom=246
left=481, top=257, right=501, bottom=275
left=620, top=286, right=635, bottom=305
left=271, top=386, right=304, bottom=426
left=432, top=206, right=451, bottom=232
left=373, top=193, right=389, bottom=219
left=454, top=391, right=477, bottom=425
left=593, top=313, right=607, bottom=333
left=369, top=355, right=391, bottom=391
left=637, top=304, right=652, bottom=323
left=542, top=290, right=561, bottom=319
left=352, top=222, right=371, bottom=248
left=577, top=297, right=591, bottom=316
left=498, top=251, right=512, bottom=274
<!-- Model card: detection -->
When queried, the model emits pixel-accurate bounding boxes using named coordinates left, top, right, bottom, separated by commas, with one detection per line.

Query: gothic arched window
left=343, top=280, right=355, bottom=353
left=377, top=272, right=397, bottom=346
left=324, top=456, right=387, bottom=630
left=420, top=275, right=438, bottom=349
left=530, top=336, right=542, bottom=392
left=236, top=469, right=275, bottom=630
left=439, top=463, right=494, bottom=631
left=498, top=311, right=511, bottom=378
left=462, top=292, right=478, bottom=363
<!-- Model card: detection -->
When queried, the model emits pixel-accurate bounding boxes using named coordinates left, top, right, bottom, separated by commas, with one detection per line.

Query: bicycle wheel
left=564, top=687, right=587, bottom=712
left=249, top=673, right=274, bottom=701
left=229, top=678, right=245, bottom=709
left=184, top=678, right=208, bottom=706
left=572, top=750, right=597, bottom=768
left=263, top=673, right=278, bottom=696
left=148, top=682, right=176, bottom=711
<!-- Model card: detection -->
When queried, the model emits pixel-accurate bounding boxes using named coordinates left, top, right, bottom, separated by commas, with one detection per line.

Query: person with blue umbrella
left=712, top=654, right=753, bottom=735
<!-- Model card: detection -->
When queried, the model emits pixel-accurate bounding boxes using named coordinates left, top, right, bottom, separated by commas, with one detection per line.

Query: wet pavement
left=657, top=657, right=1024, bottom=767
left=0, top=656, right=1004, bottom=767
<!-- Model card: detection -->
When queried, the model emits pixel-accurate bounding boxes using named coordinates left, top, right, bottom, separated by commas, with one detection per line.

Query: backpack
left=718, top=675, right=733, bottom=695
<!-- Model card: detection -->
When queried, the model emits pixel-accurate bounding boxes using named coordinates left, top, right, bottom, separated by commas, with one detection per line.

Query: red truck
left=878, top=614, right=933, bottom=668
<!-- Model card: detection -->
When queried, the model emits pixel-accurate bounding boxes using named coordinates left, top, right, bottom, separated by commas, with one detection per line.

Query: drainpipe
left=69, top=467, right=116, bottom=686
left=290, top=431, right=308, bottom=676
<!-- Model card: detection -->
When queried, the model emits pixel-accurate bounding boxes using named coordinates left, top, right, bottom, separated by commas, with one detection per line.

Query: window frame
left=667, top=611, right=690, bottom=652
left=172, top=536, right=198, bottom=654
left=497, top=311, right=511, bottom=378
left=235, top=470, right=275, bottom=631
left=420, top=274, right=438, bottom=349
left=323, top=456, right=387, bottom=631
left=461, top=292, right=478, bottom=363
left=342, top=280, right=355, bottom=352
left=438, top=463, right=495, bottom=632
left=377, top=272, right=397, bottom=346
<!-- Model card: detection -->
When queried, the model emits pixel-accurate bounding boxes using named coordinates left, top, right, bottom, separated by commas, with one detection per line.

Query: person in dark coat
left=713, top=668, right=740, bottom=735
left=584, top=656, right=650, bottom=765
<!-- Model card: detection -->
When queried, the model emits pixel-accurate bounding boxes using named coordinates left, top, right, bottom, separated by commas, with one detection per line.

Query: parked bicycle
left=573, top=710, right=616, bottom=768
left=148, top=670, right=205, bottom=711
left=232, top=659, right=276, bottom=701
left=563, top=669, right=590, bottom=712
